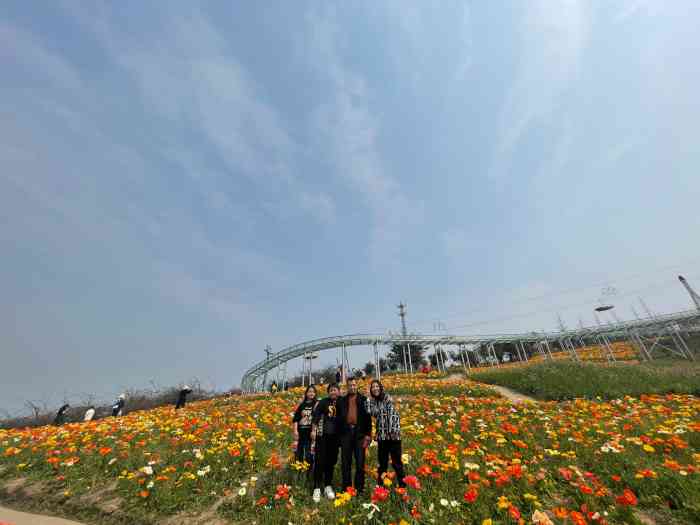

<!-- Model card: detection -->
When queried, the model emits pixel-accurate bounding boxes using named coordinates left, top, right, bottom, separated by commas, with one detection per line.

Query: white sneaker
left=312, top=488, right=321, bottom=503
left=324, top=485, right=335, bottom=500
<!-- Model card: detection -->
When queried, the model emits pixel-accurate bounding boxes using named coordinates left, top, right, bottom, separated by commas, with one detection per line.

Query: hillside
left=1, top=373, right=699, bottom=524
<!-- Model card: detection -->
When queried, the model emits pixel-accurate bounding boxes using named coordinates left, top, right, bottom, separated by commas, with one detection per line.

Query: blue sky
left=2, top=1, right=700, bottom=414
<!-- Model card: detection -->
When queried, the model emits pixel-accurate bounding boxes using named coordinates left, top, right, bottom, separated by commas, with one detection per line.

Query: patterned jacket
left=366, top=394, right=401, bottom=441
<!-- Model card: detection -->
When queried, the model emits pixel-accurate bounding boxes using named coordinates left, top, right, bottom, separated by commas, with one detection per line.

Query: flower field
left=1, top=374, right=699, bottom=524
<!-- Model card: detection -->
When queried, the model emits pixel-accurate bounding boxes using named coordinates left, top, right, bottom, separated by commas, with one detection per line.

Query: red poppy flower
left=403, top=475, right=421, bottom=489
left=616, top=488, right=638, bottom=506
left=463, top=486, right=478, bottom=503
left=371, top=486, right=390, bottom=503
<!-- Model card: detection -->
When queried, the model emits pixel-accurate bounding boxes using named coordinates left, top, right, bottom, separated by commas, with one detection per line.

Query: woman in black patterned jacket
left=366, top=379, right=406, bottom=488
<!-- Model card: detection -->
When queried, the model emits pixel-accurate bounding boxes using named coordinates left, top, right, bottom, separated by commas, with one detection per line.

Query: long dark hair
left=369, top=379, right=385, bottom=401
left=303, top=385, right=317, bottom=402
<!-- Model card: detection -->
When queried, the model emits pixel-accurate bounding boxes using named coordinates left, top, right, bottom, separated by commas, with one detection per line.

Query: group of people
left=52, top=386, right=193, bottom=426
left=292, top=376, right=406, bottom=503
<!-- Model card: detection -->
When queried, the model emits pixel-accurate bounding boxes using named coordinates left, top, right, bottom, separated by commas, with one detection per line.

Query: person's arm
left=358, top=395, right=372, bottom=444
left=384, top=394, right=394, bottom=410
left=292, top=404, right=302, bottom=438
left=364, top=396, right=373, bottom=437
left=311, top=399, right=324, bottom=426
left=366, top=397, right=379, bottom=417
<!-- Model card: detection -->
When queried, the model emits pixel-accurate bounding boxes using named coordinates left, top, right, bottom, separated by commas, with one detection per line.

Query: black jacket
left=312, top=397, right=340, bottom=436
left=336, top=393, right=372, bottom=437
left=293, top=399, right=318, bottom=430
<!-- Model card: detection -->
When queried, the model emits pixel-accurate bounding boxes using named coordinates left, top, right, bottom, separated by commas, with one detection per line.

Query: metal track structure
left=241, top=308, right=700, bottom=393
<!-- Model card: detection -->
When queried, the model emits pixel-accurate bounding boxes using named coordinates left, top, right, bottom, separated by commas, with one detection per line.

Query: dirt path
left=487, top=384, right=536, bottom=404
left=445, top=372, right=537, bottom=403
left=0, top=506, right=85, bottom=525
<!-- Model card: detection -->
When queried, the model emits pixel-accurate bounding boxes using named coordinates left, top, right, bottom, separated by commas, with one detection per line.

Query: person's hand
left=362, top=436, right=371, bottom=449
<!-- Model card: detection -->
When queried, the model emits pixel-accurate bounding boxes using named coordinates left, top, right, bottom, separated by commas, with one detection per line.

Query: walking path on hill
left=487, top=384, right=536, bottom=404
left=0, top=506, right=84, bottom=525
left=445, top=373, right=536, bottom=403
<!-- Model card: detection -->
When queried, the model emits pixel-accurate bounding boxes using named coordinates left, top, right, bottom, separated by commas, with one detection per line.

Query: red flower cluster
left=403, top=475, right=421, bottom=489
left=274, top=484, right=290, bottom=500
left=463, top=486, right=478, bottom=503
left=371, top=486, right=390, bottom=503
left=616, top=488, right=638, bottom=506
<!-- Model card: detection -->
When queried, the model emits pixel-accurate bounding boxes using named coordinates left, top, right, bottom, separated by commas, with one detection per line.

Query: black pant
left=377, top=440, right=405, bottom=487
left=175, top=394, right=187, bottom=409
left=296, top=428, right=313, bottom=464
left=314, top=434, right=340, bottom=488
left=341, top=426, right=366, bottom=492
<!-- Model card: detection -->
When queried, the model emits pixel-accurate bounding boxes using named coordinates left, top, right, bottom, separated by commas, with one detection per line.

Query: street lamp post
left=304, top=353, right=318, bottom=385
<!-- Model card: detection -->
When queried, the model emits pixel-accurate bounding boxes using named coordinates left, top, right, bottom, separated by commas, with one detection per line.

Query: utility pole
left=262, top=345, right=272, bottom=391
left=398, top=301, right=413, bottom=374
left=398, top=302, right=407, bottom=336
left=557, top=314, right=567, bottom=332
left=679, top=275, right=700, bottom=310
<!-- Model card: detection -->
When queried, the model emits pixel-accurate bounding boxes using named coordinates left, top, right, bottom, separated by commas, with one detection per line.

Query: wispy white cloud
left=491, top=0, right=588, bottom=179
left=302, top=6, right=424, bottom=262
left=0, top=14, right=291, bottom=370
left=61, top=4, right=333, bottom=225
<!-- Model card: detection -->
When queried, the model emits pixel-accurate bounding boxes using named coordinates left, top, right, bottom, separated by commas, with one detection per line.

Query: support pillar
left=520, top=341, right=529, bottom=362
left=487, top=342, right=499, bottom=367
left=402, top=343, right=408, bottom=375
left=667, top=325, right=694, bottom=360
left=374, top=342, right=381, bottom=380
left=341, top=343, right=347, bottom=383
left=459, top=344, right=468, bottom=372
left=629, top=330, right=652, bottom=361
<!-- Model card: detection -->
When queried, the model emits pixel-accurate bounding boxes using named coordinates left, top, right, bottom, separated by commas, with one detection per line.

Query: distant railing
left=241, top=309, right=700, bottom=392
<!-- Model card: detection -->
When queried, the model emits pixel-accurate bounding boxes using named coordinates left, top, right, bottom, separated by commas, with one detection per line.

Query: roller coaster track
left=241, top=308, right=700, bottom=392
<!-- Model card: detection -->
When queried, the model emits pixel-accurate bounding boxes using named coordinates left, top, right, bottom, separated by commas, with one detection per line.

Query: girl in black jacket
left=292, top=385, right=318, bottom=465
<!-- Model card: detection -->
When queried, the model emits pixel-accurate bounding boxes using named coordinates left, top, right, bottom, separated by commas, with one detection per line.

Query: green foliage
left=387, top=343, right=425, bottom=370
left=471, top=359, right=700, bottom=400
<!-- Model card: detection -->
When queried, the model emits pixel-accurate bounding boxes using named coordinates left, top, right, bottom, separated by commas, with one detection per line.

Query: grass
left=471, top=359, right=700, bottom=400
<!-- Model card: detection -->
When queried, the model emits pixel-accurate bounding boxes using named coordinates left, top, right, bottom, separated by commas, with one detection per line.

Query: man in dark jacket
left=111, top=394, right=125, bottom=417
left=337, top=376, right=372, bottom=493
left=53, top=404, right=70, bottom=425
left=175, top=385, right=192, bottom=409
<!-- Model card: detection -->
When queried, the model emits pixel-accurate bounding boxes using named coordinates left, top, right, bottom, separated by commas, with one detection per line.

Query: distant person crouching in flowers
left=366, top=379, right=406, bottom=488
left=111, top=394, right=125, bottom=417
left=83, top=406, right=96, bottom=422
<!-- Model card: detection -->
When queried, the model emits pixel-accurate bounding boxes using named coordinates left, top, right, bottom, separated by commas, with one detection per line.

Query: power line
left=444, top=272, right=700, bottom=334
left=366, top=257, right=700, bottom=333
